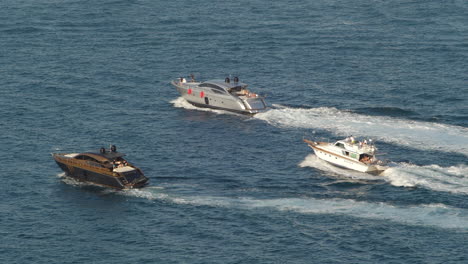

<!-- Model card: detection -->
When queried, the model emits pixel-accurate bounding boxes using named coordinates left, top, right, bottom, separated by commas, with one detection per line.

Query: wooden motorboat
left=52, top=145, right=148, bottom=189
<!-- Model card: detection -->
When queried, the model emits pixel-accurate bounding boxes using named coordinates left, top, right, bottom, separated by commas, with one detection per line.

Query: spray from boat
left=255, top=105, right=468, bottom=156
left=300, top=154, right=468, bottom=195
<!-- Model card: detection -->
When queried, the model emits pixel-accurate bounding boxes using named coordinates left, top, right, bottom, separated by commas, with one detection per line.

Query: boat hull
left=304, top=140, right=386, bottom=175
left=185, top=99, right=258, bottom=115
left=54, top=157, right=148, bottom=189
left=312, top=148, right=384, bottom=174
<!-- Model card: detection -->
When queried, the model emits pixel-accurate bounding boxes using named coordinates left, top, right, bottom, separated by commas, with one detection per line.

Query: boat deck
left=113, top=166, right=136, bottom=173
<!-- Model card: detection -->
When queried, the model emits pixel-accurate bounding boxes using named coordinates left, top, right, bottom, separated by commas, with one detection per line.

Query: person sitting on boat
left=190, top=74, right=195, bottom=82
left=360, top=155, right=371, bottom=163
left=246, top=91, right=257, bottom=97
left=239, top=89, right=249, bottom=95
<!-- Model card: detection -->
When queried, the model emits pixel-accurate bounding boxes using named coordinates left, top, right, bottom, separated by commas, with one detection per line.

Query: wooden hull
left=53, top=155, right=148, bottom=189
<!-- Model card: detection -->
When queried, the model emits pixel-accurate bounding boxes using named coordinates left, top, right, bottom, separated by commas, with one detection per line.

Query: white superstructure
left=304, top=138, right=387, bottom=174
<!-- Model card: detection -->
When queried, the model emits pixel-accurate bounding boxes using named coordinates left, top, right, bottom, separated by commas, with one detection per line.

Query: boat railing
left=173, top=79, right=200, bottom=86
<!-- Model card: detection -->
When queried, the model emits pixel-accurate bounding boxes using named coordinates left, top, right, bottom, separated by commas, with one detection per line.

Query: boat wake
left=255, top=105, right=468, bottom=156
left=383, top=163, right=468, bottom=194
left=57, top=173, right=92, bottom=187
left=120, top=187, right=169, bottom=200
left=118, top=186, right=468, bottom=230
left=300, top=154, right=468, bottom=195
left=58, top=169, right=465, bottom=230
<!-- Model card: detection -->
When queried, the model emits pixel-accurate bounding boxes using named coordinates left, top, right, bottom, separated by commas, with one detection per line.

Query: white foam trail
left=242, top=198, right=468, bottom=230
left=120, top=188, right=169, bottom=200
left=383, top=163, right=468, bottom=194
left=120, top=188, right=468, bottom=230
left=255, top=105, right=468, bottom=156
left=171, top=97, right=202, bottom=110
left=299, top=154, right=468, bottom=194
left=57, top=173, right=90, bottom=187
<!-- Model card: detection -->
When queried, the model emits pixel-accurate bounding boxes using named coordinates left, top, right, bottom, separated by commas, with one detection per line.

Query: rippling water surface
left=1, top=1, right=467, bottom=263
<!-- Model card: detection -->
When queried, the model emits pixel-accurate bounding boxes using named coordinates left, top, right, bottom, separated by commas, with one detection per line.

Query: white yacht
left=171, top=76, right=268, bottom=115
left=304, top=137, right=387, bottom=174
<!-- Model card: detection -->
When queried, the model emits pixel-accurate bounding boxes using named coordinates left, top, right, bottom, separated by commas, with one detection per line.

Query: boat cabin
left=72, top=147, right=130, bottom=171
left=199, top=79, right=254, bottom=97
left=333, top=140, right=376, bottom=163
left=74, top=153, right=118, bottom=168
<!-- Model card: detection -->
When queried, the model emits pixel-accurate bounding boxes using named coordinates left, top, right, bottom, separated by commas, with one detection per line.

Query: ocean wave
left=383, top=163, right=468, bottom=194
left=255, top=105, right=468, bottom=156
left=2, top=26, right=43, bottom=34
left=353, top=106, right=418, bottom=117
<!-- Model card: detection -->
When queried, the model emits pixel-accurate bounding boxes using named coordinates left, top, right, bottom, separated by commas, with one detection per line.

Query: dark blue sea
left=1, top=0, right=467, bottom=263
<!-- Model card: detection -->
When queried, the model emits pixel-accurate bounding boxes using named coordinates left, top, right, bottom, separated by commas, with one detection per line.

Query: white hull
left=171, top=80, right=267, bottom=115
left=312, top=147, right=382, bottom=173
left=304, top=139, right=387, bottom=175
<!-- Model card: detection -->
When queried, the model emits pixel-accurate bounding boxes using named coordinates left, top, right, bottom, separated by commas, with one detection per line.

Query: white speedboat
left=171, top=76, right=268, bottom=115
left=304, top=137, right=387, bottom=174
